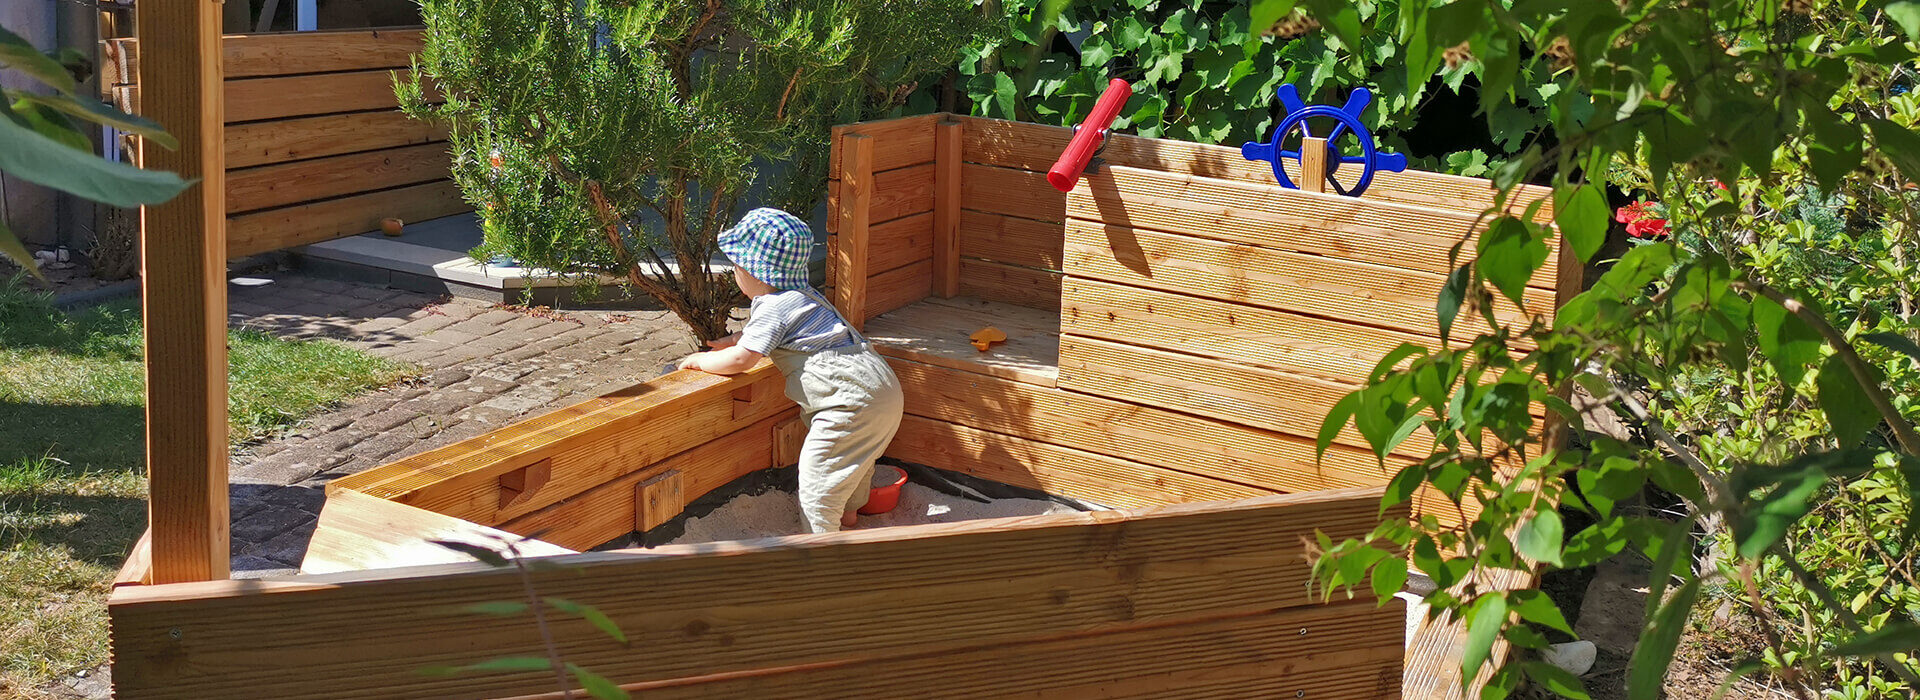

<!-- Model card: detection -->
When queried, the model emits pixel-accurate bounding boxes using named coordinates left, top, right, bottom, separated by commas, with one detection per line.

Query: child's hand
left=677, top=352, right=705, bottom=371
left=707, top=332, right=742, bottom=350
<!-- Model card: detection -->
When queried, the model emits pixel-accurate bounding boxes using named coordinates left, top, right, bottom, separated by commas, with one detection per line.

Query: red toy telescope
left=1047, top=79, right=1133, bottom=192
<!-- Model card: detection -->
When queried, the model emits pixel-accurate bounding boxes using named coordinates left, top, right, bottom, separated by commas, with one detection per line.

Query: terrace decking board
left=301, top=490, right=574, bottom=575
left=959, top=162, right=1065, bottom=222
left=863, top=295, right=1060, bottom=387
left=959, top=209, right=1065, bottom=271
left=957, top=258, right=1063, bottom=311
left=861, top=211, right=934, bottom=277
left=864, top=258, right=934, bottom=321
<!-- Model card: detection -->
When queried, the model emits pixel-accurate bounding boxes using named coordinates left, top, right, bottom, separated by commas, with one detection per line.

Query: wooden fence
left=103, top=28, right=466, bottom=257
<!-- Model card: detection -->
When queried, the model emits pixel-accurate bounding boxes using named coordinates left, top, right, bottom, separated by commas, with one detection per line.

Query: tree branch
left=1733, top=279, right=1920, bottom=456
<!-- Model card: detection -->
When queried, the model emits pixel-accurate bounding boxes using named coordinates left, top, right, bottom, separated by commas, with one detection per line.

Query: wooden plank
left=108, top=488, right=1395, bottom=700
left=888, top=415, right=1268, bottom=508
left=332, top=364, right=791, bottom=527
left=865, top=295, right=1061, bottom=387
left=1069, top=165, right=1563, bottom=288
left=961, top=162, right=1064, bottom=222
left=887, top=357, right=1470, bottom=526
left=835, top=134, right=873, bottom=328
left=225, top=69, right=416, bottom=124
left=114, top=529, right=152, bottom=588
left=958, top=259, right=1060, bottom=311
left=225, top=110, right=448, bottom=169
left=774, top=415, right=806, bottom=467
left=958, top=114, right=1554, bottom=219
left=1062, top=218, right=1552, bottom=339
left=499, top=410, right=793, bottom=550
left=110, top=29, right=424, bottom=83
left=636, top=470, right=686, bottom=532
left=598, top=598, right=1406, bottom=699
left=862, top=258, right=931, bottom=321
left=1062, top=276, right=1433, bottom=387
left=301, top=490, right=574, bottom=576
left=933, top=120, right=962, bottom=296
left=1403, top=568, right=1536, bottom=700
left=225, top=179, right=469, bottom=257
left=225, top=142, right=450, bottom=214
left=138, top=0, right=229, bottom=584
left=1301, top=136, right=1329, bottom=193
left=1059, top=335, right=1410, bottom=455
left=828, top=113, right=937, bottom=176
left=826, top=161, right=937, bottom=234
left=865, top=211, right=932, bottom=276
left=959, top=209, right=1063, bottom=270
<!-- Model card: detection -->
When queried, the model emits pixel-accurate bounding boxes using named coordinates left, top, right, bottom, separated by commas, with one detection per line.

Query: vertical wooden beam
left=932, top=119, right=963, bottom=298
left=835, top=133, right=873, bottom=329
left=1299, top=136, right=1328, bottom=194
left=138, top=0, right=229, bottom=583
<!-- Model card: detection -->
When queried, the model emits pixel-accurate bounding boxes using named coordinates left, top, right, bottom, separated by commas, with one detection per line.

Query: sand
left=665, top=479, right=1077, bottom=545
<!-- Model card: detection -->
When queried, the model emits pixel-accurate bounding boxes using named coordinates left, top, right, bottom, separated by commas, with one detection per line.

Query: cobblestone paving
left=222, top=273, right=700, bottom=576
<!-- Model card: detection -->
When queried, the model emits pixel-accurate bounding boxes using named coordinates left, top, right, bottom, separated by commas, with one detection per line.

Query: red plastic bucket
left=858, top=464, right=908, bottom=515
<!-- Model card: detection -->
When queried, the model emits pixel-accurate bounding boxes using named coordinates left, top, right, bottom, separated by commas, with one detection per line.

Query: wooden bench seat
left=863, top=295, right=1060, bottom=386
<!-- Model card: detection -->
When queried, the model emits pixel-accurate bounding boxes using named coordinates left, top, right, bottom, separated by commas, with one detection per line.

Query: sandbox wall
left=825, top=114, right=1575, bottom=525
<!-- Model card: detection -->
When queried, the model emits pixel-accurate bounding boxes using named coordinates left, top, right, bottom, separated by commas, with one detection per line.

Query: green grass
left=0, top=278, right=413, bottom=697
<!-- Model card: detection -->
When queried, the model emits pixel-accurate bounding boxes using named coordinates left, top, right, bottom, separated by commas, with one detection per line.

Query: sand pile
left=666, top=478, right=1077, bottom=545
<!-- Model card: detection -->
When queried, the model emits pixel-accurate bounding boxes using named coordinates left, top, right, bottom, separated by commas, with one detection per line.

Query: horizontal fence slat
left=108, top=28, right=424, bottom=82
left=864, top=258, right=933, bottom=320
left=226, top=142, right=449, bottom=214
left=225, top=110, right=447, bottom=169
left=866, top=211, right=933, bottom=276
left=225, top=179, right=468, bottom=257
left=958, top=259, right=1061, bottom=311
left=830, top=114, right=938, bottom=176
left=226, top=69, right=417, bottom=124
left=960, top=163, right=1064, bottom=222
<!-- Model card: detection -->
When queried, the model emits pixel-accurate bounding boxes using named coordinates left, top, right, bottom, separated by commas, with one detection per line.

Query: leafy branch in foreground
left=1290, top=0, right=1920, bottom=697
left=0, top=24, right=188, bottom=278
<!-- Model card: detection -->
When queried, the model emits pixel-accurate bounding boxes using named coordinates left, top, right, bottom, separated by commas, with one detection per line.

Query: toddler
left=678, top=208, right=905, bottom=533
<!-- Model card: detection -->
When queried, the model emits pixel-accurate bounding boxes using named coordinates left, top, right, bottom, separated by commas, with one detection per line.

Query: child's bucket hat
left=717, top=208, right=814, bottom=291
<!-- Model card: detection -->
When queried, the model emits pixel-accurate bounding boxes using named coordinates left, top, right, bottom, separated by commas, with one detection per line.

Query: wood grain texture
left=888, top=415, right=1267, bottom=508
left=636, top=470, right=686, bottom=532
left=829, top=113, right=937, bottom=176
left=957, top=114, right=1554, bottom=219
left=1403, top=567, right=1536, bottom=700
left=137, top=0, right=229, bottom=584
left=960, top=163, right=1064, bottom=222
left=835, top=134, right=873, bottom=327
left=1061, top=276, right=1430, bottom=387
left=224, top=69, right=417, bottom=124
left=957, top=258, right=1061, bottom=311
left=224, top=142, right=449, bottom=214
left=864, top=210, right=932, bottom=276
left=301, top=490, right=574, bottom=576
left=886, top=358, right=1469, bottom=525
left=864, top=295, right=1061, bottom=387
left=498, top=410, right=793, bottom=550
left=862, top=258, right=932, bottom=321
left=933, top=120, right=962, bottom=297
left=332, top=365, right=789, bottom=527
left=109, top=28, right=423, bottom=81
left=577, top=598, right=1406, bottom=699
left=224, top=110, right=447, bottom=169
left=1067, top=165, right=1562, bottom=287
left=108, top=488, right=1396, bottom=700
left=113, top=529, right=152, bottom=588
left=959, top=209, right=1063, bottom=271
left=1058, top=335, right=1415, bottom=456
left=225, top=179, right=468, bottom=257
left=1062, top=218, right=1552, bottom=340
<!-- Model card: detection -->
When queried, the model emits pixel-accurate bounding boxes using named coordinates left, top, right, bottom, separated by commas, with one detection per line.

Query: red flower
left=1627, top=217, right=1668, bottom=238
left=1615, top=201, right=1653, bottom=224
left=1713, top=180, right=1727, bottom=190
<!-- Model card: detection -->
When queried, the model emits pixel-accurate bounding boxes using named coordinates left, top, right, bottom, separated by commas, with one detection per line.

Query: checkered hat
left=718, top=208, right=814, bottom=291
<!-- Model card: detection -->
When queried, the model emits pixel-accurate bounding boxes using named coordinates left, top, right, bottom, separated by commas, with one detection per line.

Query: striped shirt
left=737, top=289, right=857, bottom=354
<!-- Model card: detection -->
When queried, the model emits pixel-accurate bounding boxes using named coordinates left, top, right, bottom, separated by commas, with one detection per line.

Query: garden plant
left=1279, top=0, right=1920, bottom=697
left=400, top=0, right=986, bottom=341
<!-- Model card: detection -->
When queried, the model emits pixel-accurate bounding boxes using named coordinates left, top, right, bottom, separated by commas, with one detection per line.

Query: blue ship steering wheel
left=1241, top=84, right=1407, bottom=197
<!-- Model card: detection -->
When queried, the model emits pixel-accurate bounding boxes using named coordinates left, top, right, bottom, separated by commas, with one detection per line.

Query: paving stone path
left=222, top=273, right=701, bottom=576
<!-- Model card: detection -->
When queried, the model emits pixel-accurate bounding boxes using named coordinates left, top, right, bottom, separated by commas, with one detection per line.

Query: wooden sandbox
left=108, top=114, right=1574, bottom=699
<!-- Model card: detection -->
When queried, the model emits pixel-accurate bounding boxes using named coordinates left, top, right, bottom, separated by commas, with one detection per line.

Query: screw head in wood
left=168, top=628, right=182, bottom=640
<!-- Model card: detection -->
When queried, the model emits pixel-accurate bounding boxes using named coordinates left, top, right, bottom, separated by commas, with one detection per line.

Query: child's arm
left=707, top=331, right=742, bottom=349
left=679, top=345, right=763, bottom=375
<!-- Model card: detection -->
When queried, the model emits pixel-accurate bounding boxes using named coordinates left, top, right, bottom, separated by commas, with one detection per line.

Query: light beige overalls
left=765, top=288, right=905, bottom=533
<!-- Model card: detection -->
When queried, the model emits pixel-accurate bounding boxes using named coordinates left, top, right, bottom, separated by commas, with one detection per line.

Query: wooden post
left=138, top=0, right=229, bottom=583
left=932, top=119, right=963, bottom=298
left=1299, top=136, right=1328, bottom=194
left=635, top=470, right=685, bottom=532
left=835, top=133, right=872, bottom=329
